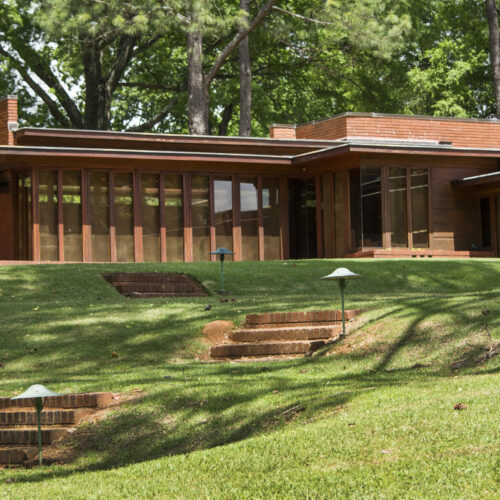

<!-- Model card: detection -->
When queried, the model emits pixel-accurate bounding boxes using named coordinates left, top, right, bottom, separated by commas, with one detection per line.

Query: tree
left=486, top=0, right=500, bottom=117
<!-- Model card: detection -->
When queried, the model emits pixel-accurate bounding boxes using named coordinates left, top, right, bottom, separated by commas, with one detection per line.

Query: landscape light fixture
left=209, top=247, right=235, bottom=294
left=11, top=384, right=61, bottom=466
left=321, top=267, right=361, bottom=337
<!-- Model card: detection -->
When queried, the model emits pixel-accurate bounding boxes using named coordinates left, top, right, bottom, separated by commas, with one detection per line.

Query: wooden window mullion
left=109, top=172, right=117, bottom=262
left=232, top=173, right=242, bottom=261
left=183, top=172, right=192, bottom=262
left=159, top=172, right=167, bottom=262
left=57, top=169, right=64, bottom=262
left=258, top=176, right=264, bottom=261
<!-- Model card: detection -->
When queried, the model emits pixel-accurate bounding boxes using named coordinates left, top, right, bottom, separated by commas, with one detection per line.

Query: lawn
left=0, top=259, right=499, bottom=499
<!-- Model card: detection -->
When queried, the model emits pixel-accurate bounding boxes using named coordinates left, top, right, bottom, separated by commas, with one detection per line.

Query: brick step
left=115, top=283, right=201, bottom=294
left=0, top=408, right=91, bottom=427
left=104, top=272, right=194, bottom=283
left=210, top=340, right=325, bottom=358
left=0, top=392, right=112, bottom=410
left=0, top=447, right=36, bottom=465
left=245, top=310, right=359, bottom=328
left=230, top=325, right=341, bottom=343
left=125, top=292, right=207, bottom=298
left=0, top=428, right=68, bottom=445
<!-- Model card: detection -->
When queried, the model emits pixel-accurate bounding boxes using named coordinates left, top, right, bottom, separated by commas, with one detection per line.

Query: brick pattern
left=0, top=96, right=17, bottom=145
left=0, top=428, right=67, bottom=445
left=245, top=310, right=358, bottom=328
left=275, top=112, right=500, bottom=150
left=211, top=340, right=325, bottom=358
left=103, top=273, right=208, bottom=298
left=0, top=392, right=112, bottom=410
left=230, top=325, right=341, bottom=343
left=0, top=448, right=32, bottom=464
left=0, top=409, right=91, bottom=426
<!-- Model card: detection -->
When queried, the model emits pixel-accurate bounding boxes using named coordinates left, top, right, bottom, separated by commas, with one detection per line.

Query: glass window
left=389, top=168, right=407, bottom=247
left=165, top=175, right=184, bottom=262
left=262, top=177, right=280, bottom=260
left=142, top=173, right=160, bottom=262
left=38, top=170, right=58, bottom=261
left=349, top=169, right=361, bottom=248
left=114, top=173, right=134, bottom=262
left=240, top=177, right=259, bottom=261
left=322, top=175, right=333, bottom=257
left=496, top=196, right=500, bottom=255
left=63, top=171, right=83, bottom=261
left=191, top=175, right=210, bottom=261
left=334, top=173, right=344, bottom=257
left=360, top=167, right=382, bottom=247
left=214, top=177, right=233, bottom=260
left=411, top=169, right=429, bottom=248
left=90, top=171, right=110, bottom=262
left=17, top=172, right=32, bottom=260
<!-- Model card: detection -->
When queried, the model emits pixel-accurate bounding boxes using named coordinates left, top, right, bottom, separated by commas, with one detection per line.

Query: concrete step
left=244, top=310, right=359, bottom=329
left=104, top=272, right=193, bottom=283
left=116, top=283, right=201, bottom=294
left=0, top=428, right=68, bottom=445
left=230, top=325, right=341, bottom=343
left=0, top=447, right=36, bottom=465
left=0, top=392, right=113, bottom=410
left=0, top=408, right=91, bottom=427
left=210, top=340, right=325, bottom=358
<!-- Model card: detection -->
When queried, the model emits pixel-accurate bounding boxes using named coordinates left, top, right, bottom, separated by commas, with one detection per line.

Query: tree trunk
left=187, top=26, right=209, bottom=134
left=239, top=0, right=252, bottom=136
left=486, top=0, right=500, bottom=117
left=218, top=103, right=234, bottom=136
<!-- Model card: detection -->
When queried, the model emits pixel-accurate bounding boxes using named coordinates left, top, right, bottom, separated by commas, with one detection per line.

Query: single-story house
left=0, top=95, right=499, bottom=262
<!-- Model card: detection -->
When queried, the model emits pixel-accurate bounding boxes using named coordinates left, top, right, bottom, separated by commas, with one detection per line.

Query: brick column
left=0, top=95, right=18, bottom=145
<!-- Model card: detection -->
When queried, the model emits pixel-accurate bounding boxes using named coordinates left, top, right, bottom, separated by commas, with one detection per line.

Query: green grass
left=1, top=259, right=499, bottom=498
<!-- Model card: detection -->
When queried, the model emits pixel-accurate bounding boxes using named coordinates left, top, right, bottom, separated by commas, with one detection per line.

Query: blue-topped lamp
left=12, top=384, right=61, bottom=466
left=321, top=267, right=361, bottom=338
left=209, top=247, right=235, bottom=294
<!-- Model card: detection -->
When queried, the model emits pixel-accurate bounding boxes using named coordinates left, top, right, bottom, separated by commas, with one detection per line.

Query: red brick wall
left=0, top=95, right=18, bottom=145
left=279, top=113, right=500, bottom=149
left=0, top=189, right=15, bottom=260
left=269, top=126, right=297, bottom=139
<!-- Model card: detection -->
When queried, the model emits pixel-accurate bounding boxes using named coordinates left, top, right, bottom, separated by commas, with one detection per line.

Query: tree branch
left=205, top=0, right=278, bottom=85
left=106, top=35, right=138, bottom=94
left=0, top=46, right=71, bottom=128
left=126, top=94, right=179, bottom=132
left=272, top=6, right=332, bottom=25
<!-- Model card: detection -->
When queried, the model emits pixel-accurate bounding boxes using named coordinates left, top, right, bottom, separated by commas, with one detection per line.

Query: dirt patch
left=201, top=320, right=235, bottom=345
left=327, top=320, right=387, bottom=356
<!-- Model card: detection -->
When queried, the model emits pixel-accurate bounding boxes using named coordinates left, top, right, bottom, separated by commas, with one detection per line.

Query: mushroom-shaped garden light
left=209, top=247, right=235, bottom=294
left=11, top=384, right=61, bottom=465
left=321, top=267, right=361, bottom=337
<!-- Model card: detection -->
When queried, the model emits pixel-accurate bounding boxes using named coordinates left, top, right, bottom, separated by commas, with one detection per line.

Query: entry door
left=288, top=178, right=317, bottom=259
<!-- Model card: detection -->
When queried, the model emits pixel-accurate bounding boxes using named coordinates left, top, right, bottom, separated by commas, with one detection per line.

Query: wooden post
left=406, top=168, right=413, bottom=249
left=183, top=172, right=193, bottom=262
left=82, top=169, right=92, bottom=262
left=232, top=174, right=242, bottom=261
left=343, top=170, right=350, bottom=256
left=382, top=165, right=390, bottom=249
left=32, top=168, right=40, bottom=261
left=279, top=176, right=289, bottom=260
left=209, top=174, right=216, bottom=260
left=109, top=172, right=117, bottom=262
left=57, top=169, right=64, bottom=262
left=159, top=172, right=167, bottom=262
left=315, top=175, right=323, bottom=258
left=258, top=176, right=264, bottom=261
left=134, top=170, right=143, bottom=262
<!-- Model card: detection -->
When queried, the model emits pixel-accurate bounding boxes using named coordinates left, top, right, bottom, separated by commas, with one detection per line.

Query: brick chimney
left=0, top=95, right=18, bottom=145
left=269, top=124, right=297, bottom=139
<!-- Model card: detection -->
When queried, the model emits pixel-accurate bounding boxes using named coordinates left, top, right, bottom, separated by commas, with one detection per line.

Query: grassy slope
left=0, top=259, right=499, bottom=498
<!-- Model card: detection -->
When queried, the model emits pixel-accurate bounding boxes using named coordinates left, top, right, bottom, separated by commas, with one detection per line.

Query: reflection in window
left=63, top=171, right=83, bottom=261
left=389, top=168, right=407, bottom=247
left=39, top=170, right=58, bottom=261
left=322, top=175, right=333, bottom=257
left=165, top=175, right=184, bottom=262
left=411, top=169, right=429, bottom=248
left=191, top=175, right=210, bottom=261
left=115, top=173, right=134, bottom=262
left=262, top=177, right=280, bottom=260
left=240, top=177, right=258, bottom=260
left=334, top=173, right=344, bottom=256
left=360, top=167, right=382, bottom=247
left=142, top=174, right=160, bottom=262
left=349, top=169, right=361, bottom=248
left=90, top=171, right=110, bottom=262
left=214, top=177, right=233, bottom=259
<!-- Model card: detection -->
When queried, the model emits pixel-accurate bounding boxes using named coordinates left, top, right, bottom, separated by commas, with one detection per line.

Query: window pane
left=262, top=177, right=280, bottom=260
left=90, top=171, right=110, bottom=262
left=389, top=168, right=407, bottom=247
left=240, top=177, right=259, bottom=260
left=142, top=173, right=160, bottom=262
left=17, top=172, right=32, bottom=260
left=496, top=196, right=500, bottom=254
left=349, top=169, right=361, bottom=248
left=480, top=197, right=491, bottom=248
left=322, top=175, right=333, bottom=257
left=165, top=174, right=184, bottom=262
left=191, top=174, right=210, bottom=261
left=411, top=169, right=429, bottom=248
left=361, top=167, right=382, bottom=247
left=115, top=173, right=134, bottom=262
left=214, top=177, right=233, bottom=260
left=63, top=171, right=83, bottom=261
left=334, top=173, right=344, bottom=257
left=39, top=170, right=58, bottom=261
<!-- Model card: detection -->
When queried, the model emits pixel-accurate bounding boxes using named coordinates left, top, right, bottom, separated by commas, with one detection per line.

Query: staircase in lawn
left=210, top=309, right=359, bottom=359
left=0, top=392, right=113, bottom=466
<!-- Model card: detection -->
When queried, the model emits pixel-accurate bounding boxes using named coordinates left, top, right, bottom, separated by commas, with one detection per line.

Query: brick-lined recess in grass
left=103, top=272, right=208, bottom=298
left=0, top=392, right=113, bottom=466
